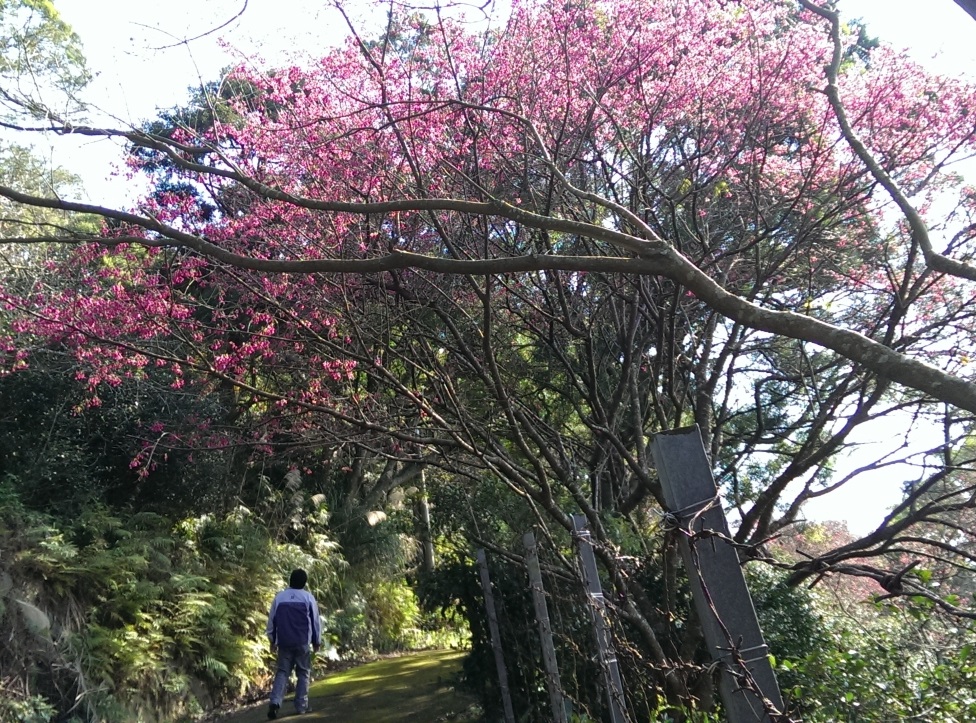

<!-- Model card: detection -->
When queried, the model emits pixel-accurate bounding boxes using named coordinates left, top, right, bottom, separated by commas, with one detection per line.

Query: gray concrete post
left=650, top=426, right=786, bottom=722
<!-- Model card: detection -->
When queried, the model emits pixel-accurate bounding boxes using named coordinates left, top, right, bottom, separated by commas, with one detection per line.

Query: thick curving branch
left=3, top=173, right=976, bottom=413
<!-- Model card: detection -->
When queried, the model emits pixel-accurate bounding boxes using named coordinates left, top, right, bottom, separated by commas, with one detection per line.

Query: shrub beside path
left=215, top=649, right=484, bottom=722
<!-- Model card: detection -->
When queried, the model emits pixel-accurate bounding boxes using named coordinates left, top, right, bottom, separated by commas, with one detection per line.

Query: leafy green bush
left=780, top=598, right=976, bottom=722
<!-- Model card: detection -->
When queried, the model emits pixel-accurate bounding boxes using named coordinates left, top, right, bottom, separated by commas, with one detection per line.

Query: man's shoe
left=267, top=703, right=280, bottom=720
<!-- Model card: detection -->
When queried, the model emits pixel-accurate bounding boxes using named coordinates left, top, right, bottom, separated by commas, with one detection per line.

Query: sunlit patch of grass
left=215, top=649, right=482, bottom=722
left=308, top=649, right=482, bottom=722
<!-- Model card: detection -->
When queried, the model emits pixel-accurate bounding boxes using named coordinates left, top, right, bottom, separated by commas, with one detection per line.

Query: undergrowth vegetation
left=0, top=476, right=465, bottom=721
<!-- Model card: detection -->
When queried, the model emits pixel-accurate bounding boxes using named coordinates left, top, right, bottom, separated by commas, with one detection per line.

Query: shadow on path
left=216, top=649, right=484, bottom=723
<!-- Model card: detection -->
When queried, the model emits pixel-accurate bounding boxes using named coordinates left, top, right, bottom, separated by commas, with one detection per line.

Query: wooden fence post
left=523, top=530, right=568, bottom=723
left=571, top=515, right=630, bottom=723
left=650, top=426, right=786, bottom=722
left=476, top=548, right=517, bottom=723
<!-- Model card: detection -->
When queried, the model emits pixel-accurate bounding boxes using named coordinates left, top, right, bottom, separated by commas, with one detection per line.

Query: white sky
left=57, top=0, right=340, bottom=125
left=54, top=0, right=976, bottom=116
left=843, top=0, right=976, bottom=71
left=43, top=0, right=976, bottom=534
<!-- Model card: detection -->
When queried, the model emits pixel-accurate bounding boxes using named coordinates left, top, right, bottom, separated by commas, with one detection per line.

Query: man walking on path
left=266, top=569, right=322, bottom=719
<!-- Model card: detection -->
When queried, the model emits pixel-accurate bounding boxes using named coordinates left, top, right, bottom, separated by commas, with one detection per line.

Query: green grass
left=216, top=649, right=484, bottom=722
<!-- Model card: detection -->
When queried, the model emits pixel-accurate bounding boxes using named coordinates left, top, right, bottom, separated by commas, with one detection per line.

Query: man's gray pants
left=270, top=645, right=312, bottom=712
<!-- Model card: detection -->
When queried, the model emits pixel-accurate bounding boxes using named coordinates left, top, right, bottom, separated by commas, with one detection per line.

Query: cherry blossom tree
left=3, top=1, right=975, bottom=405
left=4, top=0, right=976, bottom=716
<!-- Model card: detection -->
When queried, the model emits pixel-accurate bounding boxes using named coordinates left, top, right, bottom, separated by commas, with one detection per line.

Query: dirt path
left=215, top=649, right=484, bottom=723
